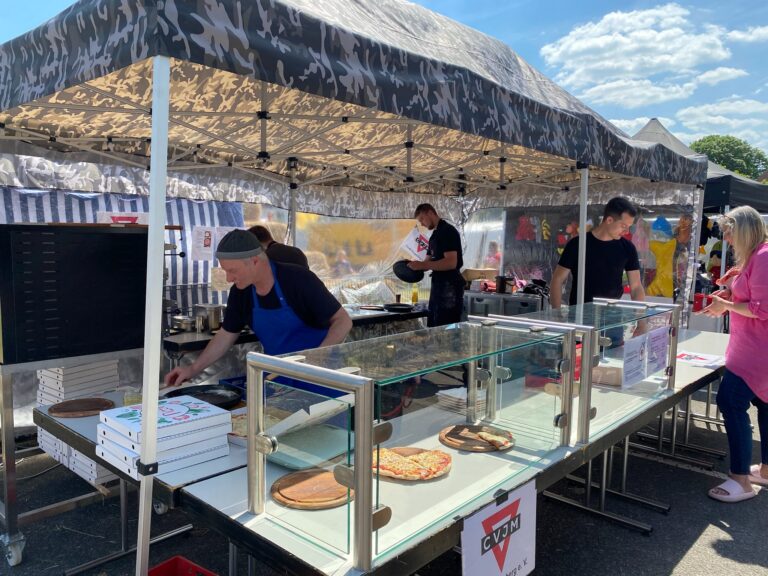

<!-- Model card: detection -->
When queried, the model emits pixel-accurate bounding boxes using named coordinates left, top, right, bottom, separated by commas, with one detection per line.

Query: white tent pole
left=135, top=55, right=171, bottom=576
left=577, top=163, right=589, bottom=314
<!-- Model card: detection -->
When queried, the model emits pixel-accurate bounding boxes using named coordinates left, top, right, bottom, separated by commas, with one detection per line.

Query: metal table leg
left=0, top=372, right=26, bottom=567
left=229, top=541, right=238, bottom=576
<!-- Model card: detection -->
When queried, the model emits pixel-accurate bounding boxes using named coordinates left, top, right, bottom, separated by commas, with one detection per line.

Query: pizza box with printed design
left=100, top=433, right=229, bottom=468
left=99, top=395, right=231, bottom=442
left=96, top=441, right=230, bottom=481
left=98, top=421, right=232, bottom=454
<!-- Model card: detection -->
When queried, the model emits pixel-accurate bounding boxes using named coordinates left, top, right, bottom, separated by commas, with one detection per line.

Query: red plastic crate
left=149, top=556, right=218, bottom=576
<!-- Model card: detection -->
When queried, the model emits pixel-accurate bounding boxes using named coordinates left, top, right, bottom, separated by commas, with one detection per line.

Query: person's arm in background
left=409, top=251, right=457, bottom=272
left=549, top=265, right=571, bottom=308
left=321, top=307, right=353, bottom=346
left=704, top=253, right=768, bottom=319
left=628, top=270, right=645, bottom=302
left=164, top=329, right=240, bottom=386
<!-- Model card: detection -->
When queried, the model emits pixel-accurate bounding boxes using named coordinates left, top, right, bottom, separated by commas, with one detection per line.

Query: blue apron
left=251, top=262, right=342, bottom=398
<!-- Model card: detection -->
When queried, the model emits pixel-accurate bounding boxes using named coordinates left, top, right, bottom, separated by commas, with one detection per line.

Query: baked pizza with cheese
left=372, top=447, right=452, bottom=481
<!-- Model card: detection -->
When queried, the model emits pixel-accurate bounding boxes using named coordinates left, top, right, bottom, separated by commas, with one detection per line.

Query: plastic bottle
left=411, top=284, right=419, bottom=305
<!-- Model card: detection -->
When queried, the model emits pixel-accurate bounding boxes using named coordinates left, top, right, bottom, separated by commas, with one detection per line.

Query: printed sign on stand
left=646, top=326, right=670, bottom=375
left=191, top=226, right=216, bottom=261
left=400, top=226, right=430, bottom=261
left=622, top=333, right=648, bottom=388
left=461, top=480, right=536, bottom=576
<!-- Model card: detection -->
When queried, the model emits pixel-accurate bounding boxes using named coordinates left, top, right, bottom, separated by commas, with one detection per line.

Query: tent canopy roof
left=633, top=118, right=768, bottom=212
left=0, top=0, right=705, bottom=211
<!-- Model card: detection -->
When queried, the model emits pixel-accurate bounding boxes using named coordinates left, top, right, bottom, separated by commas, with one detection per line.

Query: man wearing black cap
left=407, top=203, right=464, bottom=327
left=164, top=229, right=352, bottom=387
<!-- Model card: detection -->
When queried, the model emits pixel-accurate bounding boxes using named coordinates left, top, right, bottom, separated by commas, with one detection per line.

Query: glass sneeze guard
left=244, top=320, right=577, bottom=572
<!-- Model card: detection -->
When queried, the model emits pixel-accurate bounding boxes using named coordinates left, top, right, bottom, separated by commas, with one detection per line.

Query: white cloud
left=726, top=26, right=768, bottom=43
left=675, top=99, right=768, bottom=151
left=540, top=4, right=730, bottom=90
left=539, top=3, right=757, bottom=109
left=581, top=78, right=697, bottom=108
left=697, top=67, right=748, bottom=86
left=610, top=116, right=676, bottom=135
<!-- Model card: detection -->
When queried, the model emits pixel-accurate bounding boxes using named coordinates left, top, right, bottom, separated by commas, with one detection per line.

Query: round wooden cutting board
left=271, top=469, right=352, bottom=510
left=49, top=397, right=115, bottom=418
left=438, top=424, right=515, bottom=452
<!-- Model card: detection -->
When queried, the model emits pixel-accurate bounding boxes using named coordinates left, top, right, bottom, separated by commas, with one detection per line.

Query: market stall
left=0, top=0, right=706, bottom=572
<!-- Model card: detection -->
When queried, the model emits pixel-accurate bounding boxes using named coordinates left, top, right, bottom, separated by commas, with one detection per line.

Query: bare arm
left=321, top=307, right=353, bottom=347
left=408, top=251, right=458, bottom=272
left=549, top=265, right=571, bottom=308
left=627, top=270, right=646, bottom=302
left=702, top=296, right=760, bottom=319
left=164, top=329, right=240, bottom=386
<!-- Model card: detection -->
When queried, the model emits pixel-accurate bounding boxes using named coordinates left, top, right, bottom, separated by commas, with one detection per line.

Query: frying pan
left=383, top=303, right=415, bottom=313
left=163, top=383, right=243, bottom=410
left=393, top=260, right=425, bottom=283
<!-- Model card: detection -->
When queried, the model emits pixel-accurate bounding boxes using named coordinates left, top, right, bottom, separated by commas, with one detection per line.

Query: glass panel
left=260, top=378, right=353, bottom=555
left=519, top=301, right=666, bottom=331
left=291, top=322, right=564, bottom=386
left=586, top=309, right=674, bottom=440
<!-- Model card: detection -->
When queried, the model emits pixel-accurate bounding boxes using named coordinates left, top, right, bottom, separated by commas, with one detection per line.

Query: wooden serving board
left=271, top=469, right=352, bottom=510
left=49, top=397, right=115, bottom=418
left=438, top=424, right=514, bottom=452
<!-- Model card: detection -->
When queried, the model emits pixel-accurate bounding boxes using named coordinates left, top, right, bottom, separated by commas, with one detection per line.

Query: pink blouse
left=726, top=242, right=768, bottom=401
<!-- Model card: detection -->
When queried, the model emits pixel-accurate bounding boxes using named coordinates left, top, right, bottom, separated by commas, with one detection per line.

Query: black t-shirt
left=266, top=242, right=309, bottom=268
left=558, top=232, right=640, bottom=305
left=222, top=262, right=341, bottom=332
left=428, top=219, right=463, bottom=281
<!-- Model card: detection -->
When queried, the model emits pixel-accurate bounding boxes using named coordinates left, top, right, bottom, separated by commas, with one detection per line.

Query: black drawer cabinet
left=0, top=224, right=147, bottom=364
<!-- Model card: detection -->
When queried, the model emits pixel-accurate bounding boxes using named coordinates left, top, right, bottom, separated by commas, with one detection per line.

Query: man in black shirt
left=550, top=197, right=645, bottom=308
left=249, top=224, right=309, bottom=268
left=407, top=203, right=465, bottom=327
left=165, top=230, right=351, bottom=387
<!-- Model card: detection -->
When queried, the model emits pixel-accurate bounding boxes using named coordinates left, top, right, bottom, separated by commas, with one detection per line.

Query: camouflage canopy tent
left=0, top=0, right=706, bottom=220
left=0, top=0, right=707, bottom=572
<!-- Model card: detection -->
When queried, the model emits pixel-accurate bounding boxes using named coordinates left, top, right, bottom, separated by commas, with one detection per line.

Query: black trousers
left=427, top=277, right=464, bottom=328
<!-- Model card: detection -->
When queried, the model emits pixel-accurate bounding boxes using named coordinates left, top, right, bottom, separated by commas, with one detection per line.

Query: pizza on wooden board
left=372, top=447, right=452, bottom=481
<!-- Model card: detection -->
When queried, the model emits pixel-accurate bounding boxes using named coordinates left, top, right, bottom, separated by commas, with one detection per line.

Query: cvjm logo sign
left=461, top=480, right=536, bottom=576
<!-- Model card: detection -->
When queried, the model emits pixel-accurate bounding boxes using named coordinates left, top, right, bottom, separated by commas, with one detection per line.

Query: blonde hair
left=720, top=206, right=768, bottom=267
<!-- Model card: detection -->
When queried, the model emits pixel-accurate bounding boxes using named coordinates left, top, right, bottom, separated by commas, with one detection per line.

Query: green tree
left=690, top=135, right=768, bottom=180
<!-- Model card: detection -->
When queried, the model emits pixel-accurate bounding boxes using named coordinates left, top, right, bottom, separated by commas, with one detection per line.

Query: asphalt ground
left=3, top=391, right=767, bottom=576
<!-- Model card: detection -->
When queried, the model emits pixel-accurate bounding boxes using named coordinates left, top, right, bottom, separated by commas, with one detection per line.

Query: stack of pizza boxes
left=36, top=360, right=120, bottom=407
left=95, top=395, right=232, bottom=481
left=37, top=360, right=120, bottom=486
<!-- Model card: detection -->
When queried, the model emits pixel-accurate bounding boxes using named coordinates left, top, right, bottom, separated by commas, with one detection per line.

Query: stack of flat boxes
left=37, top=360, right=119, bottom=406
left=96, top=395, right=232, bottom=481
left=37, top=361, right=120, bottom=486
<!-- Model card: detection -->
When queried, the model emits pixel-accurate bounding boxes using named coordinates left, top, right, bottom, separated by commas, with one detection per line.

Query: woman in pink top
left=701, top=206, right=768, bottom=502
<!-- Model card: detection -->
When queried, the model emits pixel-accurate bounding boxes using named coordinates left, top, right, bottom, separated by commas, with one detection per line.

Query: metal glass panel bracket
left=246, top=351, right=374, bottom=571
left=470, top=315, right=578, bottom=447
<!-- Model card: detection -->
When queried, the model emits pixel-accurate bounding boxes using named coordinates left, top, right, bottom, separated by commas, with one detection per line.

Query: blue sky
left=3, top=1, right=767, bottom=153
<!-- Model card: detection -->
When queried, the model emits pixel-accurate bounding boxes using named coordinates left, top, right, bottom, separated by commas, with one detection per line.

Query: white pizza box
left=46, top=360, right=119, bottom=377
left=100, top=396, right=231, bottom=443
left=99, top=434, right=229, bottom=467
left=37, top=427, right=67, bottom=453
left=69, top=449, right=105, bottom=471
left=69, top=453, right=115, bottom=476
left=97, top=420, right=232, bottom=454
left=38, top=382, right=116, bottom=403
left=69, top=461, right=117, bottom=484
left=38, top=372, right=119, bottom=392
left=96, top=442, right=230, bottom=481
left=40, top=363, right=118, bottom=382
